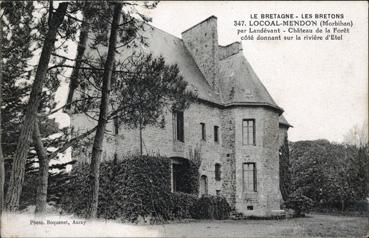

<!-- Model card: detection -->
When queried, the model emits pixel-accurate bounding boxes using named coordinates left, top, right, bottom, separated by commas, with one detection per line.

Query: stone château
left=71, top=16, right=291, bottom=216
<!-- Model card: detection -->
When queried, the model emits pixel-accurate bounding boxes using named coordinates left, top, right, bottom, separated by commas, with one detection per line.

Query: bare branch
left=39, top=97, right=100, bottom=117
left=48, top=126, right=98, bottom=160
left=51, top=53, right=79, bottom=62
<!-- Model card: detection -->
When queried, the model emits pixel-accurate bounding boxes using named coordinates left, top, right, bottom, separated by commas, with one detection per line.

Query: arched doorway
left=200, top=175, right=208, bottom=196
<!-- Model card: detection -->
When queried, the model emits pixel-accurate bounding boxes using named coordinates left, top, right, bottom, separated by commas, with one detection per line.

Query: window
left=113, top=117, right=119, bottom=135
left=243, top=162, right=257, bottom=192
left=200, top=175, right=208, bottom=195
left=242, top=119, right=255, bottom=145
left=174, top=111, right=184, bottom=142
left=215, top=163, right=221, bottom=181
left=214, top=126, right=219, bottom=142
left=200, top=123, right=206, bottom=141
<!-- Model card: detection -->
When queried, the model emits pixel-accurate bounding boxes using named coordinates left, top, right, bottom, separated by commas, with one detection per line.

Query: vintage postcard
left=1, top=1, right=368, bottom=237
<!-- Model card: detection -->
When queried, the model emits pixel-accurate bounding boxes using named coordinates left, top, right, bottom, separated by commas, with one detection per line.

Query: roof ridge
left=145, top=22, right=182, bottom=41
left=181, top=15, right=217, bottom=34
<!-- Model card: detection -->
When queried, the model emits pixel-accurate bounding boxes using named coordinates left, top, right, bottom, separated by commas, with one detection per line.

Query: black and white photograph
left=0, top=1, right=368, bottom=237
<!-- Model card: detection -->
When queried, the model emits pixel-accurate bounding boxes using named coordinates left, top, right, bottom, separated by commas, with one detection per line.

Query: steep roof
left=279, top=115, right=292, bottom=128
left=128, top=25, right=222, bottom=104
left=219, top=51, right=283, bottom=113
left=121, top=23, right=285, bottom=115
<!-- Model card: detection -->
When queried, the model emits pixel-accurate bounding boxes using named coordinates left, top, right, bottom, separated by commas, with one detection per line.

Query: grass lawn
left=154, top=213, right=368, bottom=238
left=2, top=212, right=368, bottom=237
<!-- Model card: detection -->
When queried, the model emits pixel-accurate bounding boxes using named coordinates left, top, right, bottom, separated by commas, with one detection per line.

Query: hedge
left=59, top=155, right=231, bottom=222
left=170, top=192, right=197, bottom=219
left=190, top=195, right=231, bottom=220
left=60, top=155, right=172, bottom=222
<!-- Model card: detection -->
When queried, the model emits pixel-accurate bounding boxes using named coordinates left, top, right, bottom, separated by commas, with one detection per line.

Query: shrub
left=170, top=192, right=197, bottom=219
left=190, top=195, right=231, bottom=220
left=285, top=190, right=314, bottom=216
left=59, top=163, right=91, bottom=217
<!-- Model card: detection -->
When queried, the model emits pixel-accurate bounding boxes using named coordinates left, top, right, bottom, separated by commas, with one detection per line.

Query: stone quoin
left=70, top=16, right=292, bottom=217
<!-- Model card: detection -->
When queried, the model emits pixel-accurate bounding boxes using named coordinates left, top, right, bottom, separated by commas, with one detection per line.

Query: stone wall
left=71, top=104, right=283, bottom=216
left=71, top=102, right=232, bottom=199
left=219, top=42, right=242, bottom=60
left=232, top=107, right=282, bottom=216
left=220, top=109, right=236, bottom=208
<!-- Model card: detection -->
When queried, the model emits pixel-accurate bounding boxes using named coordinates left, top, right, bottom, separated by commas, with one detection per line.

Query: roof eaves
left=279, top=122, right=293, bottom=128
left=195, top=98, right=285, bottom=114
left=224, top=101, right=284, bottom=114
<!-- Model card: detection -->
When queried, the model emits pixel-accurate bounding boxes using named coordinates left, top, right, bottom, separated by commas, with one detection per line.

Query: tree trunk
left=0, top=6, right=5, bottom=215
left=341, top=199, right=345, bottom=212
left=65, top=11, right=90, bottom=112
left=5, top=2, right=68, bottom=211
left=33, top=121, right=98, bottom=214
left=139, top=125, right=143, bottom=155
left=33, top=120, right=49, bottom=214
left=87, top=2, right=122, bottom=219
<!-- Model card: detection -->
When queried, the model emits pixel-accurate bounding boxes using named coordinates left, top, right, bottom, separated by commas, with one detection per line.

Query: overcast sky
left=54, top=1, right=367, bottom=143
left=141, top=1, right=368, bottom=142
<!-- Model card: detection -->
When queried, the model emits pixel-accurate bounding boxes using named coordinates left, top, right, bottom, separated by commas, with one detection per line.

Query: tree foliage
left=288, top=140, right=368, bottom=212
left=1, top=1, right=36, bottom=158
left=343, top=120, right=368, bottom=148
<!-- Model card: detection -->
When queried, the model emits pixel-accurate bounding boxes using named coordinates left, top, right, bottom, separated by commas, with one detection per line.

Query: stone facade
left=70, top=16, right=291, bottom=216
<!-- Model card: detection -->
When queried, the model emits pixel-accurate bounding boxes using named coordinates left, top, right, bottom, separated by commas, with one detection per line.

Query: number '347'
left=234, top=21, right=245, bottom=26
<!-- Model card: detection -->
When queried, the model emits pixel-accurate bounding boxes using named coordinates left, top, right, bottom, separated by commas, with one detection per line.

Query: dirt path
left=2, top=213, right=368, bottom=237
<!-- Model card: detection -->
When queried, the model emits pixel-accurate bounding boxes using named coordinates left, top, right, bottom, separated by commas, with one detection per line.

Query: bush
left=190, top=195, right=231, bottom=220
left=285, top=191, right=314, bottom=216
left=313, top=200, right=368, bottom=216
left=347, top=200, right=368, bottom=213
left=59, top=163, right=91, bottom=217
left=170, top=192, right=197, bottom=219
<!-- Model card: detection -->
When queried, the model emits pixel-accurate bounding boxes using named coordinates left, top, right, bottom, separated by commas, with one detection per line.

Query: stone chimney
left=219, top=42, right=243, bottom=60
left=182, top=16, right=220, bottom=92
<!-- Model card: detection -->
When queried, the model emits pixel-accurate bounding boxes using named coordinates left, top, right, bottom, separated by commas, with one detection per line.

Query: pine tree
left=87, top=2, right=122, bottom=219
left=5, top=2, right=69, bottom=211
left=0, top=3, right=4, bottom=215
